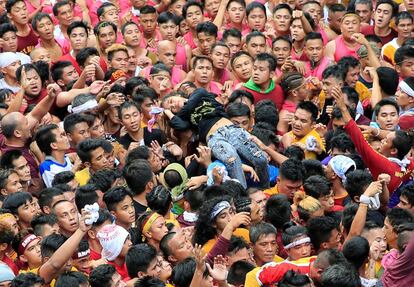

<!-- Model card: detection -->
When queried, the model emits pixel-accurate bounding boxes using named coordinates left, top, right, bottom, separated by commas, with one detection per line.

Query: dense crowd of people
left=1, top=0, right=414, bottom=286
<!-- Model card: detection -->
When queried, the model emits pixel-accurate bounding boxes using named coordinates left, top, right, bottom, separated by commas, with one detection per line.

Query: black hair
left=126, top=243, right=158, bottom=277
left=11, top=273, right=45, bottom=287
left=322, top=64, right=344, bottom=81
left=51, top=61, right=74, bottom=83
left=74, top=184, right=98, bottom=211
left=52, top=0, right=71, bottom=16
left=140, top=5, right=157, bottom=15
left=125, top=76, right=150, bottom=97
left=16, top=64, right=40, bottom=83
left=330, top=133, right=355, bottom=154
left=89, top=264, right=117, bottom=287
left=0, top=23, right=17, bottom=37
left=52, top=171, right=75, bottom=186
left=135, top=276, right=166, bottom=287
left=172, top=257, right=209, bottom=287
left=302, top=159, right=325, bottom=179
left=245, top=30, right=266, bottom=45
left=6, top=0, right=24, bottom=12
left=38, top=187, right=64, bottom=211
left=226, top=0, right=246, bottom=10
left=307, top=216, right=338, bottom=251
left=55, top=271, right=88, bottom=287
left=265, top=194, right=292, bottom=228
left=282, top=225, right=308, bottom=246
left=157, top=11, right=179, bottom=25
left=123, top=159, right=153, bottom=196
left=227, top=260, right=255, bottom=285
left=76, top=138, right=105, bottom=163
left=250, top=125, right=279, bottom=147
left=321, top=264, right=361, bottom=287
left=304, top=31, right=323, bottom=43
left=227, top=102, right=251, bottom=119
left=273, top=3, right=292, bottom=14
left=118, top=101, right=141, bottom=120
left=255, top=52, right=277, bottom=71
left=342, top=86, right=359, bottom=107
left=67, top=20, right=89, bottom=37
left=395, top=46, right=414, bottom=65
left=88, top=169, right=120, bottom=193
left=196, top=21, right=218, bottom=38
left=0, top=150, right=22, bottom=170
left=97, top=2, right=117, bottom=18
left=375, top=0, right=398, bottom=18
left=278, top=270, right=312, bottom=287
left=222, top=28, right=242, bottom=42
left=400, top=183, right=414, bottom=206
left=303, top=175, right=332, bottom=199
left=103, top=186, right=133, bottom=212
left=35, top=124, right=60, bottom=156
left=63, top=113, right=87, bottom=134
left=272, top=35, right=292, bottom=49
left=31, top=12, right=52, bottom=32
left=146, top=185, right=172, bottom=216
left=280, top=72, right=305, bottom=94
left=279, top=159, right=305, bottom=182
left=132, top=86, right=158, bottom=106
left=342, top=236, right=370, bottom=269
left=296, top=101, right=318, bottom=122
left=121, top=21, right=139, bottom=36
left=3, top=191, right=32, bottom=215
left=345, top=170, right=373, bottom=200
left=76, top=47, right=100, bottom=67
left=396, top=11, right=413, bottom=25
left=387, top=207, right=414, bottom=230
left=40, top=233, right=67, bottom=258
left=246, top=1, right=266, bottom=17
left=284, top=146, right=305, bottom=161
left=182, top=0, right=203, bottom=19
left=31, top=214, right=58, bottom=236
left=94, top=21, right=117, bottom=37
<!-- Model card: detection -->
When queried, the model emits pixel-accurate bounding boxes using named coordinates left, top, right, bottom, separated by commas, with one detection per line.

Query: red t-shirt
left=360, top=25, right=397, bottom=45
left=108, top=261, right=129, bottom=280
left=17, top=27, right=38, bottom=55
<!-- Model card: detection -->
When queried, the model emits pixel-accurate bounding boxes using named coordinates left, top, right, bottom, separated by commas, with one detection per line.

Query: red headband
left=110, top=70, right=127, bottom=83
left=72, top=249, right=91, bottom=259
left=18, top=234, right=39, bottom=255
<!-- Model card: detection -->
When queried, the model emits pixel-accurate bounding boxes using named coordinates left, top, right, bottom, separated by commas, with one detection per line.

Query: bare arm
left=27, top=84, right=61, bottom=130
left=324, top=40, right=336, bottom=62
left=213, top=0, right=229, bottom=29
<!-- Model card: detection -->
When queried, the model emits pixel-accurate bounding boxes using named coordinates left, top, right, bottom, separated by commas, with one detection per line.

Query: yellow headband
left=0, top=213, right=15, bottom=221
left=142, top=213, right=162, bottom=240
left=341, top=13, right=361, bottom=23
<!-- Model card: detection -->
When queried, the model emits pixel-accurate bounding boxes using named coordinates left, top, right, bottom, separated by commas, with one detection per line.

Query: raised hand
left=206, top=255, right=228, bottom=282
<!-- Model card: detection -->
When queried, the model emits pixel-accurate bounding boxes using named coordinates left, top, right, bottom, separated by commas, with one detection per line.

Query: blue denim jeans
left=207, top=125, right=269, bottom=189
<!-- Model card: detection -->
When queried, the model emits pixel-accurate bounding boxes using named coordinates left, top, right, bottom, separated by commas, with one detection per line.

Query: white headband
left=210, top=201, right=231, bottom=220
left=0, top=52, right=20, bottom=68
left=399, top=81, right=414, bottom=98
left=284, top=237, right=311, bottom=249
left=67, top=99, right=98, bottom=114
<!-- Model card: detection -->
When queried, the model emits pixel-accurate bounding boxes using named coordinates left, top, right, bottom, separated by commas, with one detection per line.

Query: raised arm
left=27, top=84, right=61, bottom=130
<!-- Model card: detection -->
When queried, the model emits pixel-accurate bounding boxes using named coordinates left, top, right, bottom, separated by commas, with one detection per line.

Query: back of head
left=227, top=260, right=255, bottom=286
left=278, top=270, right=312, bottom=287
left=89, top=264, right=117, bottom=287
left=55, top=271, right=88, bottom=287
left=342, top=236, right=369, bottom=269
left=126, top=243, right=157, bottom=278
left=345, top=169, right=373, bottom=200
left=11, top=273, right=44, bottom=287
left=307, top=216, right=338, bottom=252
left=265, top=194, right=291, bottom=228
left=134, top=276, right=166, bottom=287
left=321, top=263, right=361, bottom=287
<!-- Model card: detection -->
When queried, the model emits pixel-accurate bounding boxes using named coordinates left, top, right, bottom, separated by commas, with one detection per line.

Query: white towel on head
left=0, top=52, right=20, bottom=68
left=97, top=224, right=129, bottom=261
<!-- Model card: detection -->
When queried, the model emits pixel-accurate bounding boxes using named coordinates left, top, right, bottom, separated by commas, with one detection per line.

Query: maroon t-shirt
left=17, top=27, right=38, bottom=55
left=361, top=25, right=397, bottom=45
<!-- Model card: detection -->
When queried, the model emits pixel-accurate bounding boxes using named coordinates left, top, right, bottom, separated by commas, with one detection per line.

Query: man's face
left=362, top=228, right=387, bottom=258
left=224, top=35, right=241, bottom=57
left=68, top=122, right=90, bottom=145
left=210, top=46, right=230, bottom=69
left=374, top=3, right=393, bottom=28
left=319, top=191, right=335, bottom=212
left=100, top=6, right=119, bottom=26
left=397, top=18, right=413, bottom=39
left=287, top=235, right=312, bottom=261
left=291, top=19, right=305, bottom=42
left=230, top=115, right=250, bottom=130
left=36, top=16, right=54, bottom=40
left=140, top=13, right=157, bottom=36
left=376, top=105, right=399, bottom=131
left=325, top=228, right=342, bottom=250
left=159, top=21, right=178, bottom=41
left=51, top=128, right=71, bottom=152
left=158, top=44, right=176, bottom=68
left=121, top=106, right=141, bottom=133
left=6, top=172, right=23, bottom=193
left=110, top=50, right=129, bottom=73
left=12, top=156, right=31, bottom=182
left=23, top=68, right=42, bottom=97
left=397, top=57, right=414, bottom=78
left=169, top=0, right=185, bottom=16
left=110, top=272, right=126, bottom=287
left=98, top=26, right=117, bottom=50
left=341, top=15, right=361, bottom=38
left=274, top=8, right=291, bottom=33
left=89, top=147, right=110, bottom=171
left=185, top=5, right=204, bottom=29
left=198, top=32, right=216, bottom=55
left=194, top=59, right=213, bottom=85
left=232, top=54, right=253, bottom=81
left=404, top=0, right=414, bottom=12
left=227, top=1, right=245, bottom=24
left=303, top=3, right=322, bottom=23
left=22, top=237, right=42, bottom=267
left=272, top=40, right=290, bottom=66
left=379, top=131, right=396, bottom=157
left=383, top=217, right=397, bottom=246
left=205, top=0, right=220, bottom=17
left=252, top=60, right=271, bottom=86
left=291, top=108, right=314, bottom=137
left=247, top=7, right=266, bottom=31
left=329, top=11, right=345, bottom=33
left=56, top=4, right=74, bottom=27
left=398, top=195, right=414, bottom=212
left=9, top=1, right=28, bottom=25
left=123, top=24, right=141, bottom=47
left=61, top=65, right=79, bottom=85
left=345, top=66, right=360, bottom=88
left=1, top=31, right=17, bottom=52
left=167, top=230, right=194, bottom=263
left=305, top=38, right=324, bottom=63
left=228, top=247, right=254, bottom=266
left=69, top=27, right=88, bottom=51
left=355, top=3, right=372, bottom=23
left=114, top=195, right=135, bottom=225
left=322, top=76, right=343, bottom=98
left=253, top=233, right=278, bottom=266
left=249, top=190, right=267, bottom=218
left=55, top=201, right=79, bottom=234
left=2, top=60, right=21, bottom=80
left=277, top=177, right=303, bottom=200
left=31, top=48, right=51, bottom=64
left=17, top=199, right=38, bottom=226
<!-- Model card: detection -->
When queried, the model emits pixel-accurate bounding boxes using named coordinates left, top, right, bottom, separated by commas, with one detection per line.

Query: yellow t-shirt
left=382, top=39, right=399, bottom=65
left=202, top=228, right=250, bottom=253
left=21, top=266, right=78, bottom=287
left=264, top=185, right=278, bottom=197
left=285, top=129, right=325, bottom=160
left=75, top=168, right=90, bottom=186
left=319, top=81, right=371, bottom=110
